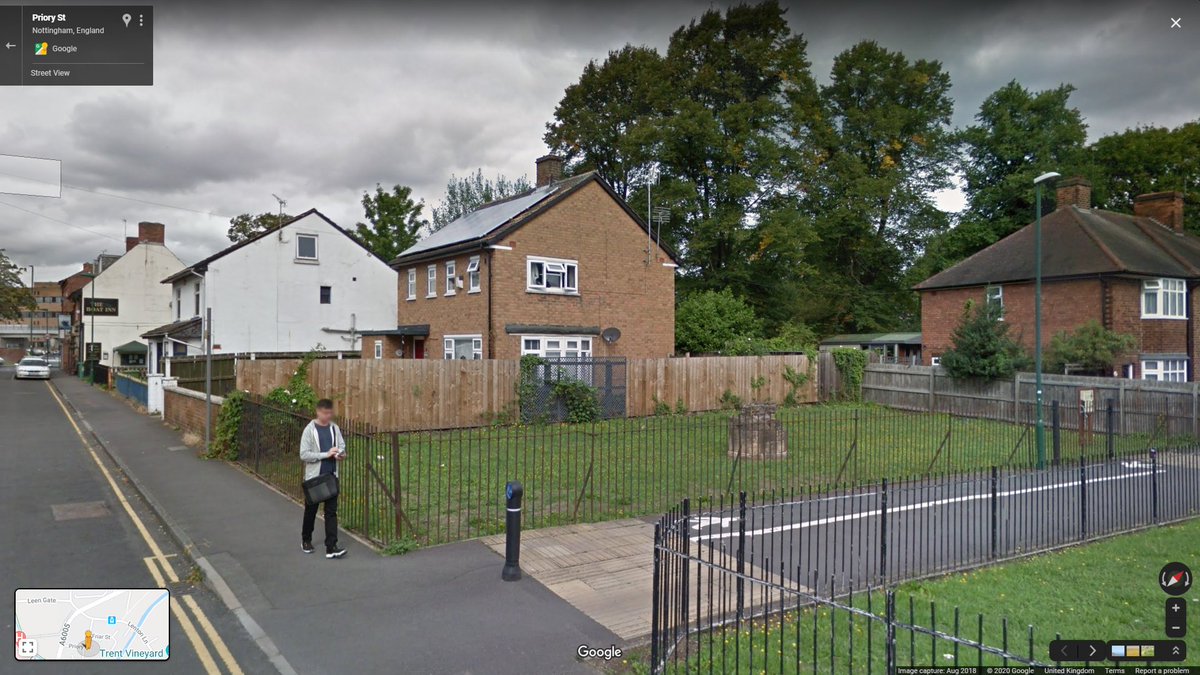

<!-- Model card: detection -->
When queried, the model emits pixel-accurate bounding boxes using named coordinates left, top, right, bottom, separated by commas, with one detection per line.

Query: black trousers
left=302, top=492, right=339, bottom=550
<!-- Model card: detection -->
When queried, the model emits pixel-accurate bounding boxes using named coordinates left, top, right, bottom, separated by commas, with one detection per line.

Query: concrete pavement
left=50, top=375, right=621, bottom=675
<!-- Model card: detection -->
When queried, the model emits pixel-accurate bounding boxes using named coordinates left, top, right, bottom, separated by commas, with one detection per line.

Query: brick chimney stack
left=125, top=236, right=140, bottom=252
left=82, top=262, right=93, bottom=275
left=1055, top=176, right=1092, bottom=210
left=138, top=221, right=165, bottom=244
left=535, top=154, right=563, bottom=187
left=1134, top=191, right=1185, bottom=232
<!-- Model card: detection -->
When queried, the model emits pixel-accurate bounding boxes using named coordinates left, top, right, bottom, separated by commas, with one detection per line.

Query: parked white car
left=14, top=357, right=51, bottom=380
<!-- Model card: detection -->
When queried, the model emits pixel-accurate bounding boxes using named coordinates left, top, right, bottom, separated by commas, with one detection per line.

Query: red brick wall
left=163, top=386, right=222, bottom=439
left=359, top=335, right=404, bottom=359
left=390, top=180, right=675, bottom=360
left=921, top=279, right=1104, bottom=363
left=921, top=277, right=1195, bottom=378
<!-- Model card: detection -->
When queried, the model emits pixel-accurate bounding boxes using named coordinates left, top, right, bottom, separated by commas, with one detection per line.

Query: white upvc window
left=193, top=282, right=201, bottom=317
left=443, top=334, right=483, bottom=360
left=466, top=256, right=481, bottom=293
left=426, top=265, right=437, bottom=298
left=374, top=340, right=383, bottom=359
left=526, top=256, right=578, bottom=294
left=445, top=260, right=457, bottom=296
left=520, top=335, right=593, bottom=358
left=174, top=286, right=181, bottom=320
left=1142, top=358, right=1188, bottom=382
left=930, top=356, right=941, bottom=367
left=406, top=269, right=416, bottom=300
left=296, top=234, right=318, bottom=261
left=985, top=285, right=1003, bottom=318
left=1142, top=278, right=1186, bottom=318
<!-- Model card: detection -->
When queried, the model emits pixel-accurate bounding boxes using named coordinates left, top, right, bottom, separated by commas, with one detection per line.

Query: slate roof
left=916, top=206, right=1200, bottom=291
left=390, top=172, right=678, bottom=266
left=162, top=209, right=381, bottom=284
left=141, top=317, right=202, bottom=339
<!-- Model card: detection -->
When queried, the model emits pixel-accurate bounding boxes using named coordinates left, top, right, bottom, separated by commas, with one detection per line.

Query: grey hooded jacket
left=299, top=420, right=347, bottom=481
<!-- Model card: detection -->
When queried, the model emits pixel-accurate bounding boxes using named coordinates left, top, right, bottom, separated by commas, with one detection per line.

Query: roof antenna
left=271, top=193, right=287, bottom=240
left=645, top=165, right=659, bottom=265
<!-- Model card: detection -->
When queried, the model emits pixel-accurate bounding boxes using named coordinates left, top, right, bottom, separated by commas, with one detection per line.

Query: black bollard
left=502, top=481, right=523, bottom=581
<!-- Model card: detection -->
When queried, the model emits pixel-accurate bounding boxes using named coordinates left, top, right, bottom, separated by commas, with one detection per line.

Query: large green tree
left=0, top=250, right=34, bottom=320
left=430, top=170, right=531, bottom=230
left=941, top=300, right=1029, bottom=380
left=226, top=211, right=291, bottom=243
left=653, top=1, right=821, bottom=326
left=800, top=40, right=955, bottom=333
left=932, top=81, right=1087, bottom=269
left=543, top=45, right=664, bottom=200
left=1089, top=120, right=1200, bottom=233
left=354, top=184, right=427, bottom=261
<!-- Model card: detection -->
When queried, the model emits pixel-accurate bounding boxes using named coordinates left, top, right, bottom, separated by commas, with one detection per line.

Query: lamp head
left=1033, top=171, right=1062, bottom=185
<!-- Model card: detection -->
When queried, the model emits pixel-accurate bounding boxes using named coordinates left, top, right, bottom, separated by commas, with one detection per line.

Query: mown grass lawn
left=238, top=402, right=1183, bottom=546
left=623, top=518, right=1200, bottom=674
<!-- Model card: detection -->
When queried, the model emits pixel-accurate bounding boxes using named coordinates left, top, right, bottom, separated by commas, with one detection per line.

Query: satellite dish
left=601, top=327, right=621, bottom=344
left=394, top=349, right=403, bottom=357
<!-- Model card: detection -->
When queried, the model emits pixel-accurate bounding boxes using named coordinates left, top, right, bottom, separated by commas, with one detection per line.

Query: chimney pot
left=535, top=154, right=564, bottom=187
left=138, top=221, right=165, bottom=244
left=1055, top=176, right=1092, bottom=210
left=1134, top=191, right=1185, bottom=232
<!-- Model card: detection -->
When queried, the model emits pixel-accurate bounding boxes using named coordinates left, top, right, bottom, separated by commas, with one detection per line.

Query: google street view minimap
left=15, top=589, right=170, bottom=661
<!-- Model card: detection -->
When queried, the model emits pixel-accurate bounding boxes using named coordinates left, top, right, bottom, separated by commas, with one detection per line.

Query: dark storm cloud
left=2, top=0, right=1195, bottom=281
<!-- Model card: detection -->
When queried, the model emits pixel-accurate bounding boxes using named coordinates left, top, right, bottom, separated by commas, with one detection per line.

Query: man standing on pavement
left=299, top=399, right=347, bottom=558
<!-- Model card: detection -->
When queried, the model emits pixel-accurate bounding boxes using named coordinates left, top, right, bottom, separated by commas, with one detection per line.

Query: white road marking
left=692, top=470, right=1158, bottom=541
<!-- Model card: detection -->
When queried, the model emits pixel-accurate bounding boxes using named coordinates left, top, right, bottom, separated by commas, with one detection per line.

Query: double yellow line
left=46, top=382, right=243, bottom=675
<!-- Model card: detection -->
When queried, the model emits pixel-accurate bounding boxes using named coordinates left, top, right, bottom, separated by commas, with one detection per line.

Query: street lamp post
left=1033, top=171, right=1061, bottom=470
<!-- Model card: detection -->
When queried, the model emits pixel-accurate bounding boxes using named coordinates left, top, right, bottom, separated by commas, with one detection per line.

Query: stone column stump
left=727, top=403, right=788, bottom=459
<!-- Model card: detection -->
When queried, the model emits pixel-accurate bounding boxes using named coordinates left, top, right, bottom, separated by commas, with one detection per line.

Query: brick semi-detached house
left=916, top=177, right=1197, bottom=381
left=362, top=155, right=677, bottom=361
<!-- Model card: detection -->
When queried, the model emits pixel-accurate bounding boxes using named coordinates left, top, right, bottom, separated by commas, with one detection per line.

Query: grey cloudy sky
left=1, top=0, right=1196, bottom=283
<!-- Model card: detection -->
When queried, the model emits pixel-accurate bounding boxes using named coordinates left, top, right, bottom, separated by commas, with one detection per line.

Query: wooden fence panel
left=237, top=354, right=818, bottom=430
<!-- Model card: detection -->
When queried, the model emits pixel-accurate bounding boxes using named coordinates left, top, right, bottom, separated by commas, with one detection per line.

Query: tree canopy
left=226, top=211, right=291, bottom=243
left=354, top=184, right=427, bottom=261
left=430, top=170, right=531, bottom=231
left=0, top=250, right=34, bottom=321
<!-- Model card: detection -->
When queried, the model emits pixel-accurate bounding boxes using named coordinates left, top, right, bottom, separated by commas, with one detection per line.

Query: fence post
left=391, top=432, right=403, bottom=539
left=1051, top=401, right=1061, bottom=466
left=885, top=590, right=897, bottom=675
left=1012, top=373, right=1020, bottom=423
left=879, top=478, right=889, bottom=582
left=650, top=522, right=661, bottom=672
left=1118, top=380, right=1126, bottom=434
left=928, top=367, right=935, bottom=412
left=1079, top=455, right=1087, bottom=540
left=681, top=498, right=690, bottom=640
left=990, top=466, right=998, bottom=558
left=1150, top=448, right=1159, bottom=524
left=1106, top=399, right=1115, bottom=461
left=1193, top=384, right=1198, bottom=439
left=736, top=491, right=747, bottom=622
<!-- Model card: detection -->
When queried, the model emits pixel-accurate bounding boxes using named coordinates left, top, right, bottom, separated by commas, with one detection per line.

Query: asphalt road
left=685, top=448, right=1200, bottom=593
left=1, top=367, right=273, bottom=673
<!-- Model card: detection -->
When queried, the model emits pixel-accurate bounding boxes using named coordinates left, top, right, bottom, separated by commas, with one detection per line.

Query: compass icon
left=1160, top=562, right=1192, bottom=596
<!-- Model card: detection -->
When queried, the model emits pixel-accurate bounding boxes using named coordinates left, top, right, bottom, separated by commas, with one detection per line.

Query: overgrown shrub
left=552, top=377, right=602, bottom=423
left=941, top=301, right=1030, bottom=380
left=265, top=349, right=321, bottom=412
left=208, top=390, right=244, bottom=460
left=719, top=388, right=743, bottom=410
left=831, top=348, right=868, bottom=402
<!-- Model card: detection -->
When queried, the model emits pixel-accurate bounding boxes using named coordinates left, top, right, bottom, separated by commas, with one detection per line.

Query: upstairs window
left=445, top=260, right=457, bottom=295
left=527, top=256, right=578, bottom=294
left=985, top=285, right=1003, bottom=318
left=426, top=265, right=437, bottom=298
left=174, top=286, right=181, bottom=320
left=407, top=269, right=416, bottom=300
left=296, top=234, right=318, bottom=261
left=320, top=286, right=332, bottom=304
left=1142, top=278, right=1186, bottom=318
left=193, top=282, right=201, bottom=316
left=467, top=257, right=481, bottom=293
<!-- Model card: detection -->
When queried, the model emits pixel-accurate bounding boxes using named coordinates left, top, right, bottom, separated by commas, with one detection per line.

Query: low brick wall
left=163, top=385, right=223, bottom=439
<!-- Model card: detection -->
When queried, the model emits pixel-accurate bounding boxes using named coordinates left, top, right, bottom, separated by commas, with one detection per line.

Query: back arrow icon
left=4, top=43, right=15, bottom=49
